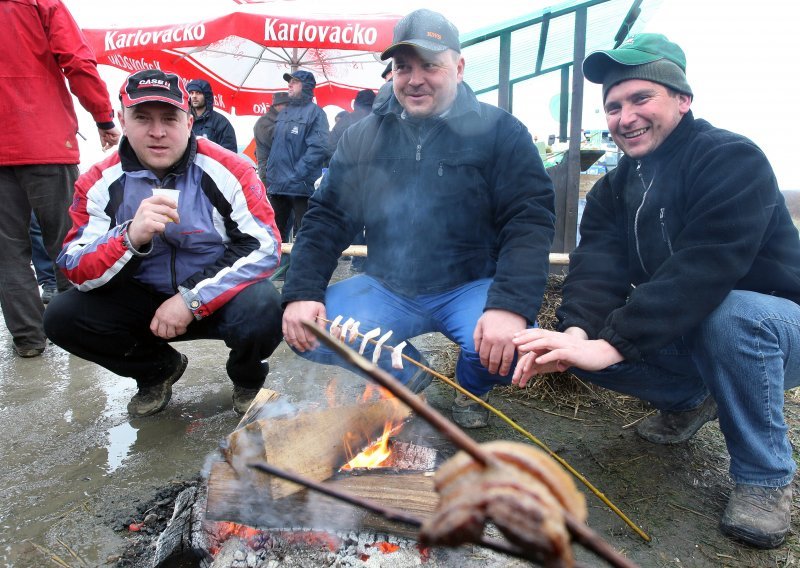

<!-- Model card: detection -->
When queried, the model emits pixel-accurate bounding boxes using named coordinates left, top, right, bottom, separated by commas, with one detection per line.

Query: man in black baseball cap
left=512, top=33, right=800, bottom=549
left=45, top=68, right=284, bottom=418
left=119, top=69, right=189, bottom=112
left=282, top=9, right=555, bottom=430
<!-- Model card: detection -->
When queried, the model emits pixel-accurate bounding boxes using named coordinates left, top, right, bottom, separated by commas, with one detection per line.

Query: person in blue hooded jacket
left=265, top=70, right=330, bottom=242
left=186, top=78, right=237, bottom=153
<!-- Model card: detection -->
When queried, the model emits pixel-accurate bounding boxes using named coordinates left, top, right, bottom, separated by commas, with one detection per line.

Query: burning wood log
left=223, top=398, right=411, bottom=499
left=208, top=438, right=439, bottom=538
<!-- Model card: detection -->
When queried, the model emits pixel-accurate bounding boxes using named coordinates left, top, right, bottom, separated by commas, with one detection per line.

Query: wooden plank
left=235, top=388, right=281, bottom=430
left=206, top=458, right=437, bottom=538
left=224, top=399, right=412, bottom=499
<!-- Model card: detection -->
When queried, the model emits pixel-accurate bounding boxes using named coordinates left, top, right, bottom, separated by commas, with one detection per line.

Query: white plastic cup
left=152, top=188, right=180, bottom=223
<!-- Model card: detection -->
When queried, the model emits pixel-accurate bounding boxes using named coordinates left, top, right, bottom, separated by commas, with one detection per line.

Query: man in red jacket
left=0, top=0, right=120, bottom=358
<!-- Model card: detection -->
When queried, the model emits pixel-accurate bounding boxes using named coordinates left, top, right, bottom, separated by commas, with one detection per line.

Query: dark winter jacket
left=186, top=79, right=237, bottom=153
left=282, top=82, right=556, bottom=324
left=265, top=71, right=330, bottom=197
left=558, top=111, right=800, bottom=361
left=253, top=106, right=280, bottom=184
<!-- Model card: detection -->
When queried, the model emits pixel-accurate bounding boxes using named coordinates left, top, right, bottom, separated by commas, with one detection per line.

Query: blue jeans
left=295, top=275, right=515, bottom=396
left=573, top=291, right=800, bottom=487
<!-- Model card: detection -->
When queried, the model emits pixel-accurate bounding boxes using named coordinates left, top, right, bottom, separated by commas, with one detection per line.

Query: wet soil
left=2, top=264, right=799, bottom=567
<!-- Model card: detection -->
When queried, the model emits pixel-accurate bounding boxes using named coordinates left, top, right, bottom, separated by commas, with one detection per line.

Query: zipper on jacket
left=438, top=162, right=443, bottom=176
left=416, top=144, right=422, bottom=161
left=660, top=207, right=674, bottom=255
left=170, top=243, right=178, bottom=291
left=634, top=160, right=655, bottom=276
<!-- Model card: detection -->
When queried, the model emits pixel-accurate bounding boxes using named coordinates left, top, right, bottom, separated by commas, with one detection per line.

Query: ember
left=208, top=521, right=265, bottom=555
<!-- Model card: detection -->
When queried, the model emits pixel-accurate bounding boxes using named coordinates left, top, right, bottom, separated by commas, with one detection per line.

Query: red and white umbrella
left=82, top=6, right=400, bottom=116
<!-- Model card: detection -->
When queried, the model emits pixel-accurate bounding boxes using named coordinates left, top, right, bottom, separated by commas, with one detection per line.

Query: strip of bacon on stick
left=348, top=321, right=360, bottom=344
left=339, top=318, right=355, bottom=341
left=329, top=315, right=343, bottom=337
left=359, top=327, right=381, bottom=355
left=391, top=341, right=407, bottom=369
left=372, top=330, right=393, bottom=364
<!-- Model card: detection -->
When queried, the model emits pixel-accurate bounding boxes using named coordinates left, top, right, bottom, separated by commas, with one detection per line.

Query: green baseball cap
left=583, top=33, right=687, bottom=84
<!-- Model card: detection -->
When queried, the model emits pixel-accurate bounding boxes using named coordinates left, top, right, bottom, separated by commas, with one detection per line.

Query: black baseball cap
left=120, top=69, right=189, bottom=112
left=380, top=9, right=460, bottom=60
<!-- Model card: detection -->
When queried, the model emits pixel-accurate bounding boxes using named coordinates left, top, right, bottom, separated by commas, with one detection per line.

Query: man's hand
left=99, top=127, right=121, bottom=151
left=283, top=301, right=327, bottom=352
left=150, top=294, right=194, bottom=339
left=511, top=328, right=624, bottom=387
left=127, top=195, right=180, bottom=249
left=473, top=309, right=527, bottom=376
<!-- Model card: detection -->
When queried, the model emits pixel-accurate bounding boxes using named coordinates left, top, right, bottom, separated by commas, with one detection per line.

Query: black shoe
left=232, top=386, right=262, bottom=415
left=127, top=354, right=188, bottom=417
left=635, top=395, right=717, bottom=444
left=12, top=343, right=45, bottom=358
left=721, top=484, right=792, bottom=548
left=41, top=286, right=57, bottom=304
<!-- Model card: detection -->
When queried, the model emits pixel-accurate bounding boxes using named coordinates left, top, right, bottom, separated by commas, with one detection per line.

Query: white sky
left=63, top=0, right=800, bottom=189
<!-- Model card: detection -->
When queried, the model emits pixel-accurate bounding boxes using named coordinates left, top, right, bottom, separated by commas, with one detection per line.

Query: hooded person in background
left=512, top=34, right=800, bottom=549
left=281, top=9, right=554, bottom=429
left=253, top=91, right=291, bottom=188
left=265, top=70, right=330, bottom=243
left=186, top=78, right=237, bottom=153
left=328, top=89, right=377, bottom=156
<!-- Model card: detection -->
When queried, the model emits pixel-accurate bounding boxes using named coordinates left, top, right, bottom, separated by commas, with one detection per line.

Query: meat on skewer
left=421, top=440, right=588, bottom=568
left=372, top=330, right=393, bottom=364
left=391, top=341, right=407, bottom=369
left=329, top=315, right=343, bottom=337
left=340, top=318, right=355, bottom=341
left=359, top=327, right=381, bottom=355
left=348, top=321, right=360, bottom=344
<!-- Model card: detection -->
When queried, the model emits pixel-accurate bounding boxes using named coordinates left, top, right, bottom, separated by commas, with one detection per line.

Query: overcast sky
left=63, top=0, right=799, bottom=189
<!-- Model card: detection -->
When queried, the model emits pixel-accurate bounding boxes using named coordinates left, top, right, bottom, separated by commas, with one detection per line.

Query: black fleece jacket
left=558, top=111, right=800, bottom=360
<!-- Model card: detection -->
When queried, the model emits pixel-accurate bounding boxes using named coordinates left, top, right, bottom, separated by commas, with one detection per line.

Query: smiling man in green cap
left=511, top=33, right=800, bottom=549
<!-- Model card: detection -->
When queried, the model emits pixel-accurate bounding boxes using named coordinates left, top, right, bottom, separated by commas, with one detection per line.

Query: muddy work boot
left=127, top=354, right=188, bottom=418
left=635, top=395, right=717, bottom=444
left=232, top=386, right=261, bottom=415
left=12, top=343, right=45, bottom=358
left=721, top=484, right=792, bottom=548
left=451, top=390, right=490, bottom=429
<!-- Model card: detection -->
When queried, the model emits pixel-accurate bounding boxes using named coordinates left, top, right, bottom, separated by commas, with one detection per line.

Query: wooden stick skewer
left=302, top=321, right=639, bottom=568
left=314, top=316, right=650, bottom=543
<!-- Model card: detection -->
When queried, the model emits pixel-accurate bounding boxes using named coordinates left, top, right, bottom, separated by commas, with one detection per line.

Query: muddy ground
left=2, top=265, right=799, bottom=567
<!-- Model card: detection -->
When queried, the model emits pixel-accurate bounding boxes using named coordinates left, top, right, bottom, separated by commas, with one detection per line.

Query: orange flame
left=341, top=420, right=403, bottom=471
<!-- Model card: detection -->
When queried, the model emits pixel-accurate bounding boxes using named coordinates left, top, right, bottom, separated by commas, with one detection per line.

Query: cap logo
left=138, top=78, right=171, bottom=90
left=426, top=31, right=443, bottom=40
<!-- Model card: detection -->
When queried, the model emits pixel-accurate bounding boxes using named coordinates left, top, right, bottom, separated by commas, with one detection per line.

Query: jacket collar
left=118, top=134, right=198, bottom=180
left=638, top=110, right=695, bottom=167
left=374, top=82, right=481, bottom=121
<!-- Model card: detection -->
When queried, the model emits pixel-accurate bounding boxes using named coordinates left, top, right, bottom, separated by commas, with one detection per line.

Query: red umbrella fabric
left=82, top=7, right=400, bottom=116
